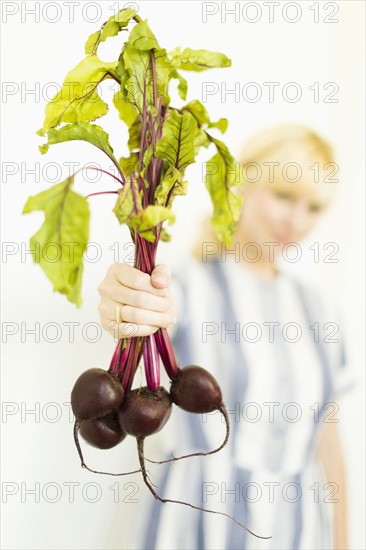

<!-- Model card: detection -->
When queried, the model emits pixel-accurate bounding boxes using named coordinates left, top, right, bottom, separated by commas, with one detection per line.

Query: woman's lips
left=273, top=234, right=293, bottom=244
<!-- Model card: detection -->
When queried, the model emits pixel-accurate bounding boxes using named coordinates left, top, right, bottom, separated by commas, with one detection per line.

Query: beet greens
left=22, top=8, right=270, bottom=540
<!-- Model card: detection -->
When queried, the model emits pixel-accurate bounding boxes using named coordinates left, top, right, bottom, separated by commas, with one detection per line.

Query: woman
left=97, top=125, right=351, bottom=549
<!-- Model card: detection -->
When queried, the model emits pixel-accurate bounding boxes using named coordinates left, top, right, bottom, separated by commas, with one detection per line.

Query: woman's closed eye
left=274, top=190, right=292, bottom=200
left=308, top=203, right=324, bottom=213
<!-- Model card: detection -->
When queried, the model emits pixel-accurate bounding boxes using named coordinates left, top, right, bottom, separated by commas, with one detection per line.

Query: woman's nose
left=285, top=201, right=311, bottom=235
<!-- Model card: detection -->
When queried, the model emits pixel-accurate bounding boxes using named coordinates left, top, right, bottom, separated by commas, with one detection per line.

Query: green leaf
left=122, top=44, right=174, bottom=111
left=116, top=45, right=130, bottom=85
left=182, top=100, right=228, bottom=133
left=155, top=109, right=197, bottom=172
left=154, top=48, right=174, bottom=105
left=159, top=227, right=172, bottom=242
left=155, top=167, right=184, bottom=207
left=172, top=70, right=188, bottom=100
left=128, top=116, right=142, bottom=151
left=38, top=122, right=119, bottom=166
left=37, top=56, right=118, bottom=136
left=170, top=47, right=231, bottom=72
left=205, top=135, right=243, bottom=247
left=113, top=46, right=140, bottom=125
left=113, top=176, right=143, bottom=225
left=121, top=22, right=175, bottom=110
left=123, top=45, right=152, bottom=112
left=128, top=20, right=160, bottom=50
left=113, top=180, right=174, bottom=243
left=22, top=175, right=90, bottom=307
left=85, top=7, right=137, bottom=54
left=113, top=90, right=139, bottom=126
left=119, top=154, right=139, bottom=176
left=181, top=101, right=226, bottom=153
left=208, top=118, right=228, bottom=133
left=194, top=127, right=211, bottom=153
left=182, top=100, right=210, bottom=126
left=130, top=205, right=175, bottom=242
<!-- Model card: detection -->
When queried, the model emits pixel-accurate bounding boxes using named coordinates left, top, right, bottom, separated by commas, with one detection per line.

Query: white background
left=1, top=1, right=365, bottom=549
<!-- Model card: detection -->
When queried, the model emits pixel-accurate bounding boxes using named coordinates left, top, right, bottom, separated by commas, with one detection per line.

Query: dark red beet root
left=170, top=365, right=222, bottom=413
left=79, top=413, right=126, bottom=449
left=71, top=368, right=124, bottom=420
left=118, top=387, right=172, bottom=438
left=146, top=365, right=229, bottom=465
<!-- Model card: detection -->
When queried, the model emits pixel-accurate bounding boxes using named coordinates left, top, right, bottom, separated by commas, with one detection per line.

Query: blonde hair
left=238, top=123, right=335, bottom=191
left=192, top=123, right=336, bottom=260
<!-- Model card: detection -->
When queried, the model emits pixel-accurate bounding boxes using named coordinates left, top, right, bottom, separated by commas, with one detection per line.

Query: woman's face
left=236, top=178, right=332, bottom=259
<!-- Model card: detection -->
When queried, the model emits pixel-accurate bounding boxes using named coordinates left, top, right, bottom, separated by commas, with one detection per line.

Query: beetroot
left=79, top=413, right=126, bottom=449
left=170, top=365, right=222, bottom=413
left=71, top=368, right=124, bottom=420
left=144, top=365, right=230, bottom=466
left=118, top=387, right=172, bottom=438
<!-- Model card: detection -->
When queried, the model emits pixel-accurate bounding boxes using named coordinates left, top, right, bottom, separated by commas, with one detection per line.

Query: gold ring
left=115, top=304, right=124, bottom=324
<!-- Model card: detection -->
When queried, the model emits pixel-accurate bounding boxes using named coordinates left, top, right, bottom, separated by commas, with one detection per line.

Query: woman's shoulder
left=284, top=271, right=339, bottom=320
left=171, top=257, right=216, bottom=287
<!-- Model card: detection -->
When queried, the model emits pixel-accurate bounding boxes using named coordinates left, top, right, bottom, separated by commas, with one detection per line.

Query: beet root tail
left=73, top=420, right=141, bottom=477
left=136, top=436, right=271, bottom=540
left=145, top=404, right=230, bottom=465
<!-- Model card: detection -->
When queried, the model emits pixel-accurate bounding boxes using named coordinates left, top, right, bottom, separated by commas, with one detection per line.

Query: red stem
left=150, top=50, right=158, bottom=110
left=86, top=191, right=118, bottom=199
left=108, top=338, right=128, bottom=378
left=130, top=173, right=139, bottom=212
left=84, top=166, right=124, bottom=186
left=122, top=335, right=146, bottom=391
left=138, top=175, right=149, bottom=208
left=143, top=335, right=160, bottom=390
left=153, top=328, right=180, bottom=380
left=106, top=44, right=180, bottom=392
left=138, top=62, right=149, bottom=175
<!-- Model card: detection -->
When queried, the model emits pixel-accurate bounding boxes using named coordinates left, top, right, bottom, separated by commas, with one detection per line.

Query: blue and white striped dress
left=129, top=256, right=353, bottom=550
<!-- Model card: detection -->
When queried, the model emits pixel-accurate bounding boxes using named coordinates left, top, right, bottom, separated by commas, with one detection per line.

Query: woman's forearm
left=332, top=452, right=348, bottom=550
left=316, top=422, right=349, bottom=550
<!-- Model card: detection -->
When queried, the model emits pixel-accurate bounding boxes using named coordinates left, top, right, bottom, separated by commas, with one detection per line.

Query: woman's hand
left=97, top=263, right=177, bottom=339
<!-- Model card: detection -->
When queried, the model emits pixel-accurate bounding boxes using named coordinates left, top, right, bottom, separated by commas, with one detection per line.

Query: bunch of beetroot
left=71, top=315, right=229, bottom=467
left=72, top=359, right=228, bottom=455
left=27, top=5, right=270, bottom=538
left=69, top=321, right=263, bottom=535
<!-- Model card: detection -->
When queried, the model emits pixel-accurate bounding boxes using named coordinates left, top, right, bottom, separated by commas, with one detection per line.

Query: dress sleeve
left=300, top=279, right=357, bottom=400
left=330, top=316, right=357, bottom=399
left=316, top=293, right=358, bottom=400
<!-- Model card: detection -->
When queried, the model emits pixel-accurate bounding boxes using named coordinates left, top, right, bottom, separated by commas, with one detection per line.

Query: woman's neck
left=227, top=232, right=280, bottom=280
left=240, top=259, right=279, bottom=280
